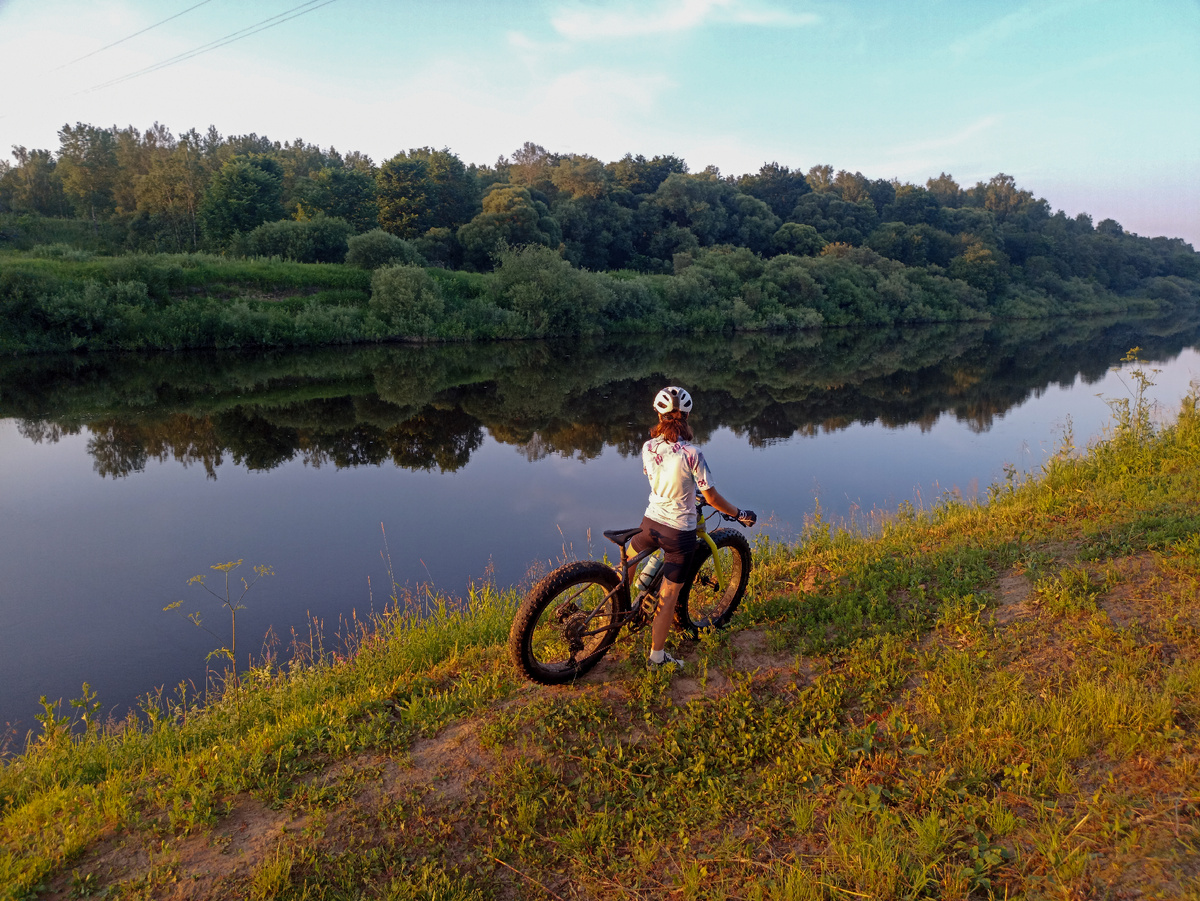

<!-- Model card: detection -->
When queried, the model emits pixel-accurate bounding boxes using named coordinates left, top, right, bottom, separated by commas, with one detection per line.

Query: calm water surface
left=2, top=314, right=1199, bottom=733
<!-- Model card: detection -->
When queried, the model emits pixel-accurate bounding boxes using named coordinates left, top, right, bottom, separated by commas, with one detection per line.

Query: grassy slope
left=2, top=383, right=1199, bottom=901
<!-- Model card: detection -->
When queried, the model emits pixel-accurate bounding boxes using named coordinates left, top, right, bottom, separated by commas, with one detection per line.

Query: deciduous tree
left=607, top=153, right=687, bottom=196
left=198, top=155, right=284, bottom=246
left=736, top=162, right=812, bottom=219
left=550, top=155, right=608, bottom=200
left=925, top=172, right=961, bottom=207
left=502, top=142, right=560, bottom=199
left=136, top=136, right=207, bottom=251
left=56, top=123, right=119, bottom=224
left=772, top=222, right=825, bottom=256
left=377, top=148, right=479, bottom=238
left=3, top=146, right=67, bottom=216
left=806, top=164, right=834, bottom=192
left=294, top=165, right=378, bottom=233
left=457, top=184, right=560, bottom=269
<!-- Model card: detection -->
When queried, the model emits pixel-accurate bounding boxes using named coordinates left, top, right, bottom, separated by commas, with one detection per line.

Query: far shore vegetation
left=2, top=123, right=1199, bottom=354
left=1, top=365, right=1198, bottom=898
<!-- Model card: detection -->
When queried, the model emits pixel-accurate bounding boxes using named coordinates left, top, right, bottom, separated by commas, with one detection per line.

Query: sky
left=0, top=0, right=1197, bottom=245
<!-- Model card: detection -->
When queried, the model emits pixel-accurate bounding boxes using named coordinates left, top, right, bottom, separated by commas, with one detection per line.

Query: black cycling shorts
left=630, top=516, right=698, bottom=584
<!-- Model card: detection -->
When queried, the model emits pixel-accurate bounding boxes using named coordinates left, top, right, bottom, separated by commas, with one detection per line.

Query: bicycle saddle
left=603, top=527, right=643, bottom=546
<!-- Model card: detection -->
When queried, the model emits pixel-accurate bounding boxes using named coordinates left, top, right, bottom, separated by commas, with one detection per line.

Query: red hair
left=651, top=411, right=693, bottom=443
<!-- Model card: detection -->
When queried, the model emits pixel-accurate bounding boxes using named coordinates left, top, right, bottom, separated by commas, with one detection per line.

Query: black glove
left=737, top=509, right=757, bottom=527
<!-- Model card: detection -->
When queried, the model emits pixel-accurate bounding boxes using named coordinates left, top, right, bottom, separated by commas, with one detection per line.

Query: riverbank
left=4, top=240, right=1195, bottom=355
left=2, top=377, right=1199, bottom=899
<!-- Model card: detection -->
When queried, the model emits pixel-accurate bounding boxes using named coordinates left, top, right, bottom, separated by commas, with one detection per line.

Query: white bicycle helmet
left=653, top=386, right=693, bottom=415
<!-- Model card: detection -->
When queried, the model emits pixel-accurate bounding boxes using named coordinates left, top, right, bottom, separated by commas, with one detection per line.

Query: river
left=2, top=312, right=1199, bottom=736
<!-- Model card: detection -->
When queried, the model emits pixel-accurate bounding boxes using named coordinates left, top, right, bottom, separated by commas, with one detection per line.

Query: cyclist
left=632, top=386, right=756, bottom=670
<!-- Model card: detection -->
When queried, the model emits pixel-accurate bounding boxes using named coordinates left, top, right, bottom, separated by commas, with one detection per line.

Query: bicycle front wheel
left=509, top=562, right=625, bottom=685
left=677, top=528, right=751, bottom=635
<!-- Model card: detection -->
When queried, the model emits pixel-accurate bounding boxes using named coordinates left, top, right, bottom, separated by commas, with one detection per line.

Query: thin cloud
left=862, top=116, right=1005, bottom=185
left=551, top=0, right=818, bottom=41
left=520, top=67, right=678, bottom=158
left=1017, top=41, right=1176, bottom=90
left=890, top=115, right=1002, bottom=156
left=506, top=27, right=560, bottom=66
left=536, top=67, right=675, bottom=118
left=949, top=0, right=1096, bottom=61
left=507, top=30, right=541, bottom=51
left=322, top=60, right=676, bottom=167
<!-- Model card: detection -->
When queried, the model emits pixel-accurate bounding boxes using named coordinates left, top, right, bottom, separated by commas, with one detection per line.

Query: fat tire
left=509, top=561, right=625, bottom=685
left=677, top=528, right=751, bottom=636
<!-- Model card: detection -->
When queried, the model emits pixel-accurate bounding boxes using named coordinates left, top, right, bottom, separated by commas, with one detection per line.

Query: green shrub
left=602, top=275, right=659, bottom=324
left=1145, top=276, right=1198, bottom=306
left=370, top=264, right=445, bottom=336
left=763, top=254, right=825, bottom=311
left=346, top=229, right=425, bottom=270
left=662, top=268, right=716, bottom=314
left=492, top=244, right=610, bottom=337
left=245, top=217, right=353, bottom=264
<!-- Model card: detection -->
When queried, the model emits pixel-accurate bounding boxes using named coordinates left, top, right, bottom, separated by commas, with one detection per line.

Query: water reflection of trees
left=79, top=404, right=484, bottom=478
left=5, top=311, right=1198, bottom=478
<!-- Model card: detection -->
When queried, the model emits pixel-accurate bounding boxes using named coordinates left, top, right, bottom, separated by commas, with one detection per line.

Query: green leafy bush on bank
left=345, top=228, right=425, bottom=270
left=238, top=216, right=355, bottom=265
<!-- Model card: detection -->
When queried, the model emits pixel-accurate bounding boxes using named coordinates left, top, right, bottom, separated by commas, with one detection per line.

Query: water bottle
left=635, top=551, right=663, bottom=593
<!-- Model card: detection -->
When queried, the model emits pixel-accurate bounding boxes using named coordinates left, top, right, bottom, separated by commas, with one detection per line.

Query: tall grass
left=0, top=572, right=520, bottom=896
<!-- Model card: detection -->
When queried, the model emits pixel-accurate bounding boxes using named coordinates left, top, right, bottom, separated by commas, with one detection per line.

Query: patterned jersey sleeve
left=689, top=448, right=714, bottom=492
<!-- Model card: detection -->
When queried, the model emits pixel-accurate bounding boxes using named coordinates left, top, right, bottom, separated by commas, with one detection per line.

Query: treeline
left=1, top=121, right=1198, bottom=349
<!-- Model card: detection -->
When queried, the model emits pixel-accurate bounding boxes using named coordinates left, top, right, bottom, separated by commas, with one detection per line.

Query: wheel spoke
left=512, top=563, right=624, bottom=683
left=679, top=530, right=751, bottom=635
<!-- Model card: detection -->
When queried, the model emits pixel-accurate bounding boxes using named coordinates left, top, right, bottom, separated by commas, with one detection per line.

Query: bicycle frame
left=553, top=502, right=732, bottom=647
left=619, top=502, right=727, bottom=619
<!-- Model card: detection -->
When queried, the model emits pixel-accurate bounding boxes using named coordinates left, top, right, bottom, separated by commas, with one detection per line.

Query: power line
left=79, top=0, right=341, bottom=94
left=54, top=0, right=219, bottom=71
left=82, top=0, right=334, bottom=92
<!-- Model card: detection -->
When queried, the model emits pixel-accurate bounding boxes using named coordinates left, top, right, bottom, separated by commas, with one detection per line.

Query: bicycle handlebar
left=697, top=493, right=756, bottom=527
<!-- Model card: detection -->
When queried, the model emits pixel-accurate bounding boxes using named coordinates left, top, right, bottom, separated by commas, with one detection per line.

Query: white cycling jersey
left=641, top=438, right=714, bottom=531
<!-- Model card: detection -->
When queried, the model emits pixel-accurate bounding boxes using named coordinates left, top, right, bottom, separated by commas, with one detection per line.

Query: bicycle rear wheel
left=509, top=561, right=625, bottom=685
left=677, top=528, right=751, bottom=636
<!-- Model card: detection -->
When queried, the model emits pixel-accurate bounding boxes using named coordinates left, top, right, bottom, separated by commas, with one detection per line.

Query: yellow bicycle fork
left=696, top=511, right=725, bottom=591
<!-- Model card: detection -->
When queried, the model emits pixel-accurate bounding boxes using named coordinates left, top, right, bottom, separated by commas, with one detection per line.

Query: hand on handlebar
left=700, top=491, right=755, bottom=527
left=718, top=508, right=757, bottom=527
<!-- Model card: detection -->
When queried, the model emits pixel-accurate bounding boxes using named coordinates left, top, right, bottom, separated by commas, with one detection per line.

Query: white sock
left=649, top=648, right=666, bottom=664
